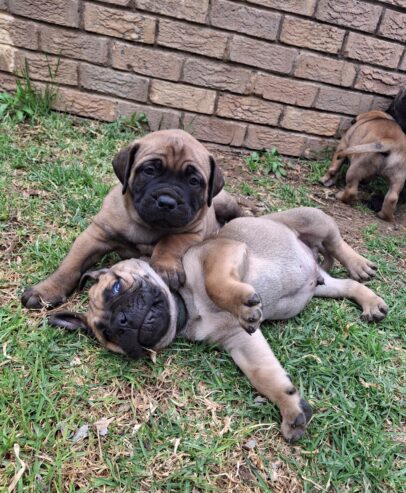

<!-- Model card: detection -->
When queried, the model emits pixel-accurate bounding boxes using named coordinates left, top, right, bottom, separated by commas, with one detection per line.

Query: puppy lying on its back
left=320, top=110, right=406, bottom=222
left=48, top=208, right=388, bottom=443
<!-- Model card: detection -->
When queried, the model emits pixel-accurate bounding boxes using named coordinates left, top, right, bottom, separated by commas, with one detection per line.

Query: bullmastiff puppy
left=320, top=110, right=406, bottom=222
left=21, top=129, right=240, bottom=309
left=48, top=208, right=388, bottom=442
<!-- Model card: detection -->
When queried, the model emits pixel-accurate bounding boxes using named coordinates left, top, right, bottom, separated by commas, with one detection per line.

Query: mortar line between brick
left=4, top=7, right=406, bottom=61
left=375, top=6, right=386, bottom=34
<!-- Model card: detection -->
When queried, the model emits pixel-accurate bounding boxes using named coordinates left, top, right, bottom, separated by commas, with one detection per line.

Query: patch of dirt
left=207, top=145, right=406, bottom=251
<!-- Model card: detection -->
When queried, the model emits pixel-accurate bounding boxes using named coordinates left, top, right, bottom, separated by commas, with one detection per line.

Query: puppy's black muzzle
left=134, top=180, right=203, bottom=229
left=107, top=280, right=170, bottom=359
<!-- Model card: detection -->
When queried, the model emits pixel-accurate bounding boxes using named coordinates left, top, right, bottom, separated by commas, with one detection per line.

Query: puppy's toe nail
left=245, top=293, right=261, bottom=306
left=245, top=325, right=257, bottom=335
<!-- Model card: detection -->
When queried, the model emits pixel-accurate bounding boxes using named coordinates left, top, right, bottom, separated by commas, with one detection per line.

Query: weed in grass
left=0, top=59, right=59, bottom=122
left=245, top=148, right=287, bottom=179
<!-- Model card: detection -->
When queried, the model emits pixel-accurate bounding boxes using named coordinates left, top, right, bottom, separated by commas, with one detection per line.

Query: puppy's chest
left=179, top=285, right=236, bottom=343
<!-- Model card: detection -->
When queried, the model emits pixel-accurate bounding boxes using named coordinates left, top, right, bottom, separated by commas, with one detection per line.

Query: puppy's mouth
left=105, top=281, right=170, bottom=359
left=134, top=187, right=198, bottom=229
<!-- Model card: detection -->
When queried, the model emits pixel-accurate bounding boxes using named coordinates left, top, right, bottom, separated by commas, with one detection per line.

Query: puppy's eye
left=112, top=280, right=122, bottom=295
left=189, top=176, right=200, bottom=186
left=143, top=167, right=156, bottom=176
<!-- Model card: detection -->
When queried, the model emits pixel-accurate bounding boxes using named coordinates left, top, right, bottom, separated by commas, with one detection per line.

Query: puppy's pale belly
left=181, top=240, right=320, bottom=342
left=247, top=254, right=319, bottom=320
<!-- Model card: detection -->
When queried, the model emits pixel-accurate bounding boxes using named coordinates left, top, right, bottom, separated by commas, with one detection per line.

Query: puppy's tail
left=337, top=142, right=391, bottom=158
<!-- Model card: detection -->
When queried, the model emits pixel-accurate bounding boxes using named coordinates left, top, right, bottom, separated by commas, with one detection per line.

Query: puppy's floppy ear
left=112, top=143, right=140, bottom=194
left=207, top=156, right=225, bottom=207
left=47, top=311, right=90, bottom=334
left=79, top=268, right=110, bottom=290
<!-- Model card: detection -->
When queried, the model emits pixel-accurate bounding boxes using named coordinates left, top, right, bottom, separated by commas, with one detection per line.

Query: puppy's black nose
left=157, top=194, right=177, bottom=210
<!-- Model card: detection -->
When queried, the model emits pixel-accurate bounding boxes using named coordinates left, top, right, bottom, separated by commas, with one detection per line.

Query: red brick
left=400, top=53, right=406, bottom=72
left=183, top=114, right=246, bottom=146
left=281, top=107, right=341, bottom=136
left=230, top=35, right=297, bottom=74
left=379, top=9, right=406, bottom=43
left=244, top=125, right=306, bottom=156
left=111, top=41, right=183, bottom=82
left=117, top=101, right=181, bottom=131
left=211, top=0, right=280, bottom=40
left=217, top=94, right=282, bottom=125
left=0, top=0, right=7, bottom=8
left=14, top=51, right=78, bottom=85
left=0, top=44, right=15, bottom=73
left=150, top=80, right=216, bottom=114
left=40, top=25, right=108, bottom=64
left=0, top=13, right=39, bottom=50
left=316, top=0, right=382, bottom=33
left=372, top=95, right=392, bottom=111
left=0, top=72, right=17, bottom=92
left=9, top=0, right=79, bottom=28
left=281, top=16, right=344, bottom=54
left=54, top=87, right=117, bottom=121
left=158, top=19, right=228, bottom=59
left=344, top=32, right=403, bottom=69
left=80, top=64, right=149, bottom=102
left=339, top=116, right=354, bottom=134
left=355, top=66, right=406, bottom=96
left=134, top=0, right=209, bottom=23
left=254, top=73, right=317, bottom=107
left=302, top=136, right=338, bottom=158
left=246, top=0, right=316, bottom=16
left=84, top=3, right=156, bottom=44
left=182, top=58, right=253, bottom=94
left=315, top=87, right=373, bottom=115
left=295, top=53, right=356, bottom=87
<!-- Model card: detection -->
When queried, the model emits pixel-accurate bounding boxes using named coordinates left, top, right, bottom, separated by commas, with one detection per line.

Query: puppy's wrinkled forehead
left=135, top=130, right=210, bottom=174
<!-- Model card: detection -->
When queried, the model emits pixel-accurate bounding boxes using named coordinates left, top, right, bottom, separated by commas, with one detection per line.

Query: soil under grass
left=0, top=113, right=405, bottom=492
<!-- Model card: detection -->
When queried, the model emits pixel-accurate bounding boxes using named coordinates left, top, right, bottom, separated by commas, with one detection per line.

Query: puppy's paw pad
left=281, top=399, right=313, bottom=443
left=244, top=293, right=261, bottom=307
left=349, top=257, right=377, bottom=282
left=239, top=295, right=262, bottom=334
left=361, top=297, right=388, bottom=322
left=21, top=287, right=65, bottom=309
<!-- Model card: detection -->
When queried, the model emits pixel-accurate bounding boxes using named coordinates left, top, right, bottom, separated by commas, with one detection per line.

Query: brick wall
left=0, top=0, right=405, bottom=157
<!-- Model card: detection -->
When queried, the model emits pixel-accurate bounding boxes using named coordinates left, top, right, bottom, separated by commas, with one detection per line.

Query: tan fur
left=21, top=129, right=240, bottom=309
left=320, top=110, right=406, bottom=221
left=55, top=208, right=387, bottom=442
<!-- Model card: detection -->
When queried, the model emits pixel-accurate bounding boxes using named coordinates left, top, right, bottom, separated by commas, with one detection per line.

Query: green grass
left=1, top=113, right=405, bottom=492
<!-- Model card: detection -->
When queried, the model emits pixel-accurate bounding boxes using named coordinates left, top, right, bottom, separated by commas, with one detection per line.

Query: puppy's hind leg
left=320, top=144, right=347, bottom=187
left=315, top=271, right=388, bottom=322
left=378, top=173, right=405, bottom=222
left=266, top=207, right=377, bottom=281
left=224, top=330, right=312, bottom=443
left=202, top=239, right=262, bottom=334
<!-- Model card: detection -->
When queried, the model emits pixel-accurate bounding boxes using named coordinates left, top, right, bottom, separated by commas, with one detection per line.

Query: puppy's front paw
left=21, top=284, right=67, bottom=309
left=238, top=292, right=262, bottom=335
left=281, top=398, right=313, bottom=443
left=361, top=294, right=388, bottom=322
left=152, top=260, right=186, bottom=291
